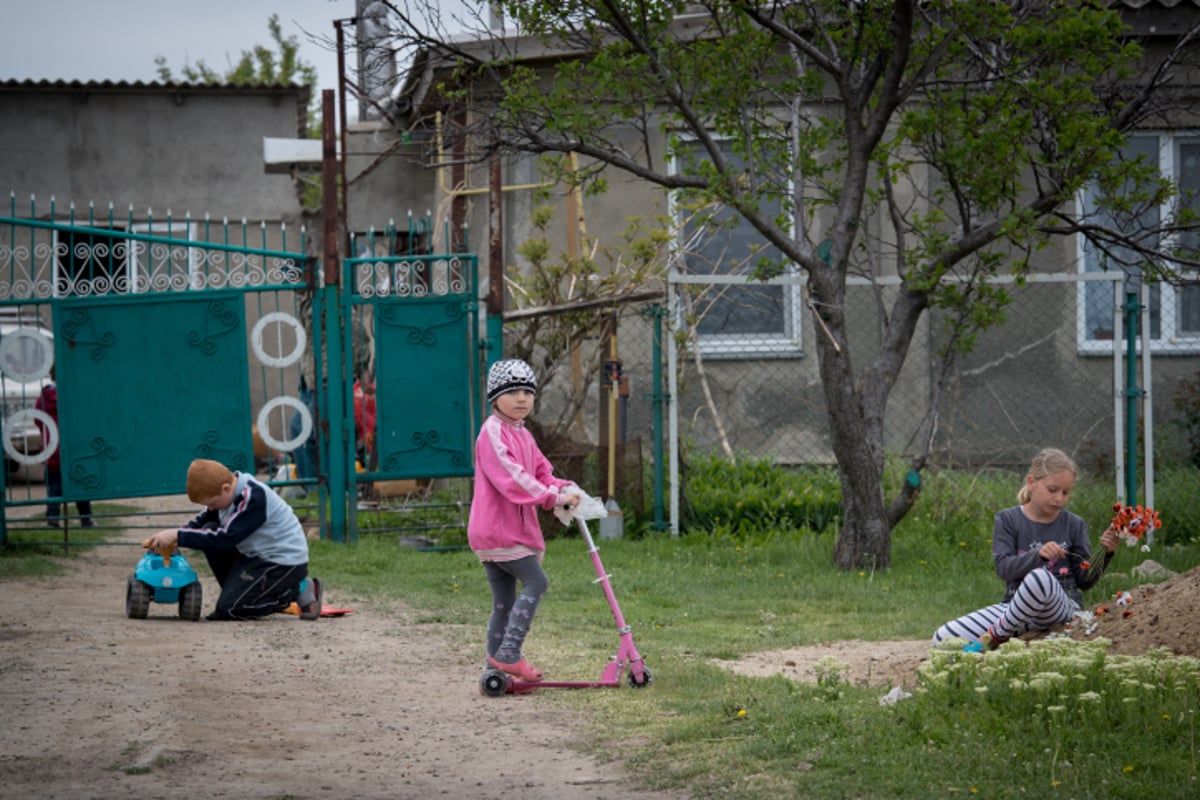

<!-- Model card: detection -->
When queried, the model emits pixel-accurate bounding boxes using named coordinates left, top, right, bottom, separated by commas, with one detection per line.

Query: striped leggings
left=931, top=567, right=1078, bottom=645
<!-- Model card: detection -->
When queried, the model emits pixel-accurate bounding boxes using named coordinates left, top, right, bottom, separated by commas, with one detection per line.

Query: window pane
left=1080, top=135, right=1160, bottom=341
left=1175, top=139, right=1200, bottom=335
left=1178, top=140, right=1200, bottom=253
left=1180, top=284, right=1200, bottom=334
left=677, top=140, right=789, bottom=338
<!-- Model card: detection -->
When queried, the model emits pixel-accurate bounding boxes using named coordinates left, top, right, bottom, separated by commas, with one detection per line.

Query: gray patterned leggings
left=483, top=556, right=549, bottom=662
left=932, top=567, right=1078, bottom=645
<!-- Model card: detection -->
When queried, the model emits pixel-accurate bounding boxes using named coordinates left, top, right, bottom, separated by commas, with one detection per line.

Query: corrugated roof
left=0, top=79, right=309, bottom=94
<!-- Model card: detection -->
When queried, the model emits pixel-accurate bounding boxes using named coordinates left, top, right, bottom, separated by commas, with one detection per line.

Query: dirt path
left=0, top=497, right=686, bottom=800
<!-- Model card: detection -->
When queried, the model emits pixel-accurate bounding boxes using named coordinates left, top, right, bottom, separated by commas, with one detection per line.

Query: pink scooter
left=479, top=516, right=652, bottom=696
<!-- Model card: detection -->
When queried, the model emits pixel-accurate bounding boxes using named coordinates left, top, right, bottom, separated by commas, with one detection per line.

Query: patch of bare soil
left=714, top=639, right=932, bottom=691
left=0, top=497, right=685, bottom=800
left=716, top=563, right=1200, bottom=691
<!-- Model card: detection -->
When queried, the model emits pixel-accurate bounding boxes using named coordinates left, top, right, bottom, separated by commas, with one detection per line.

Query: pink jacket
left=467, top=414, right=574, bottom=554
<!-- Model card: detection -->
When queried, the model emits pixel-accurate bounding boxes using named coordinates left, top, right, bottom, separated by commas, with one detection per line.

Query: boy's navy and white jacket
left=177, top=472, right=308, bottom=566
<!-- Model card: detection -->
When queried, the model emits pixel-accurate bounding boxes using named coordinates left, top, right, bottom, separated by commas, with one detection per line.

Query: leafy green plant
left=1172, top=370, right=1200, bottom=469
left=1148, top=466, right=1200, bottom=546
left=683, top=453, right=842, bottom=536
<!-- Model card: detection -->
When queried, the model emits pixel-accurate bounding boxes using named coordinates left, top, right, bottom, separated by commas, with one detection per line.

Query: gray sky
left=0, top=0, right=356, bottom=93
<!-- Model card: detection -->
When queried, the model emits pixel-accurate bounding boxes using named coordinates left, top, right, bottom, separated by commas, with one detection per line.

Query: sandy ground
left=713, top=638, right=932, bottom=690
left=0, top=496, right=688, bottom=800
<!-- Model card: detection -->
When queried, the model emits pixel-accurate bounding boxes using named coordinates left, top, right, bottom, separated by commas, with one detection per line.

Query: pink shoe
left=488, top=655, right=544, bottom=682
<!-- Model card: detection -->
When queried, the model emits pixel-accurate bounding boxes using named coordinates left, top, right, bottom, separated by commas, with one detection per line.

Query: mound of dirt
left=1067, top=563, right=1200, bottom=657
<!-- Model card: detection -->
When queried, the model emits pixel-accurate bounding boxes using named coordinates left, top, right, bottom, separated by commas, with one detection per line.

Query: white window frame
left=1076, top=131, right=1200, bottom=355
left=669, top=137, right=803, bottom=358
left=128, top=222, right=202, bottom=292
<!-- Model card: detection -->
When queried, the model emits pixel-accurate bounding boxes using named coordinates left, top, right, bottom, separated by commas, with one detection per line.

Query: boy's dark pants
left=202, top=550, right=307, bottom=621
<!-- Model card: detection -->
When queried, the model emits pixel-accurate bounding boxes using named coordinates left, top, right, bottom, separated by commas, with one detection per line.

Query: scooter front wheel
left=628, top=665, right=653, bottom=688
left=479, top=669, right=511, bottom=697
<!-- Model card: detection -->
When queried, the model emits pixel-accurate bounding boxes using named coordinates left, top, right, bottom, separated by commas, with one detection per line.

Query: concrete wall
left=343, top=121, right=437, bottom=235
left=0, top=81, right=310, bottom=224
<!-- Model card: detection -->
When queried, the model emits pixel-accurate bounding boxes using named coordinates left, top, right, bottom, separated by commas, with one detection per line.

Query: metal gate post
left=645, top=303, right=667, bottom=530
left=321, top=89, right=350, bottom=542
left=1122, top=268, right=1143, bottom=505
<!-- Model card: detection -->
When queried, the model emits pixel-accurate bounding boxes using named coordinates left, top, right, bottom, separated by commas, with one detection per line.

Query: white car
left=0, top=309, right=54, bottom=484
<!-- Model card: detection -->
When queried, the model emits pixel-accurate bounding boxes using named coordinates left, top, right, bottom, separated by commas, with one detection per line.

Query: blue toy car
left=126, top=549, right=203, bottom=621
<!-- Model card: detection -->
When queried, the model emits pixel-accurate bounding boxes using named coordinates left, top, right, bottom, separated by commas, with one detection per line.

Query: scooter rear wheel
left=479, top=669, right=511, bottom=697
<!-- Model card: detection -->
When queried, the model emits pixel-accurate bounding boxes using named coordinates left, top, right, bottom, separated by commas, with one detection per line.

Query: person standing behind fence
left=468, top=359, right=580, bottom=682
left=35, top=366, right=93, bottom=528
left=932, top=447, right=1120, bottom=650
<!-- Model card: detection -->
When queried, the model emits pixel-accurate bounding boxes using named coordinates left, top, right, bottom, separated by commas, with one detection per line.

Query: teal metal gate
left=1, top=199, right=487, bottom=544
left=335, top=232, right=482, bottom=540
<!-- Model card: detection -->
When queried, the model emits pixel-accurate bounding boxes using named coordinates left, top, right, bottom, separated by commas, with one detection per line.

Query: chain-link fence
left=503, top=270, right=1199, bottom=534
left=669, top=269, right=1197, bottom=492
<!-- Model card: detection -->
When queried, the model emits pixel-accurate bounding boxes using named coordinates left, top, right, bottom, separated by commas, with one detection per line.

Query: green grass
left=302, top=469, right=1200, bottom=799
left=0, top=502, right=133, bottom=577
left=304, top=528, right=1200, bottom=799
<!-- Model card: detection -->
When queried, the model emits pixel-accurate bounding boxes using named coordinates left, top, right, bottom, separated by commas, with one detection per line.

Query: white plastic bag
left=553, top=489, right=608, bottom=526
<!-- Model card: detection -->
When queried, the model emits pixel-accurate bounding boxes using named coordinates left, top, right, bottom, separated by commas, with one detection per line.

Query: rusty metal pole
left=321, top=89, right=349, bottom=541
left=484, top=147, right=504, bottom=365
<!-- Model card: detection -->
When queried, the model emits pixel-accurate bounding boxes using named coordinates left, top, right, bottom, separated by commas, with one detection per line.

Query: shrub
left=682, top=453, right=842, bottom=535
left=1172, top=370, right=1200, bottom=468
left=1151, top=466, right=1200, bottom=545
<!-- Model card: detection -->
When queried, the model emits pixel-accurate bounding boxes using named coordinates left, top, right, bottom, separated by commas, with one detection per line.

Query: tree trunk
left=809, top=266, right=897, bottom=571
left=806, top=255, right=931, bottom=570
left=828, top=403, right=892, bottom=571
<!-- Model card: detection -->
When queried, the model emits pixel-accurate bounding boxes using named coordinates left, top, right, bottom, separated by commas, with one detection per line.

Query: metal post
left=480, top=148, right=504, bottom=430
left=666, top=282, right=680, bottom=536
left=1140, top=279, right=1155, bottom=536
left=322, top=90, right=349, bottom=542
left=486, top=150, right=504, bottom=364
left=336, top=20, right=350, bottom=255
left=648, top=304, right=667, bottom=530
left=1123, top=269, right=1142, bottom=505
left=1111, top=277, right=1125, bottom=504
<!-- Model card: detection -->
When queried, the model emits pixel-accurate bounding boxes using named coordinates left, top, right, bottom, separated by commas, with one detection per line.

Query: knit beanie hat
left=486, top=359, right=538, bottom=403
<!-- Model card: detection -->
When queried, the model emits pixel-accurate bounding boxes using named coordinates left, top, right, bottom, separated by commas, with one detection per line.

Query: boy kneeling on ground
left=144, top=458, right=321, bottom=621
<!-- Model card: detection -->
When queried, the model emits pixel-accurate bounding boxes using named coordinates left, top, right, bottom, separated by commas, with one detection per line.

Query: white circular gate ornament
left=256, top=397, right=311, bottom=453
left=0, top=328, right=54, bottom=382
left=2, top=409, right=56, bottom=466
left=250, top=311, right=306, bottom=368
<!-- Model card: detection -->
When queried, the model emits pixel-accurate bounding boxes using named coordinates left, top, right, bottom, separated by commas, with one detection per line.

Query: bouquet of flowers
left=1110, top=503, right=1162, bottom=546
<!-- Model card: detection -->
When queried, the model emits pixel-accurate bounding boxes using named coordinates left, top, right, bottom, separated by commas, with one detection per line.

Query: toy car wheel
left=479, top=669, right=510, bottom=698
left=628, top=665, right=653, bottom=688
left=126, top=575, right=151, bottom=619
left=179, top=582, right=203, bottom=621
